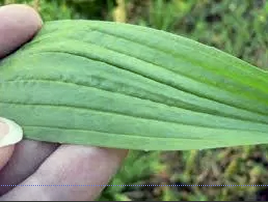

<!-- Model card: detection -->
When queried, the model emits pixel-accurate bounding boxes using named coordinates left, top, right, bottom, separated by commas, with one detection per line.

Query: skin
left=0, top=4, right=128, bottom=201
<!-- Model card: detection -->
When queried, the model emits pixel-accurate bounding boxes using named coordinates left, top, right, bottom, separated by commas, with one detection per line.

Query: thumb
left=0, top=118, right=23, bottom=170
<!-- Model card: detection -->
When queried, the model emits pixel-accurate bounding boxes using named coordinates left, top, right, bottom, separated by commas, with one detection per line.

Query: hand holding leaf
left=0, top=5, right=128, bottom=201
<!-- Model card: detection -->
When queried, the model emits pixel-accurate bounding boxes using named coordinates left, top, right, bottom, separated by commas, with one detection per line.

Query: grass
left=0, top=0, right=267, bottom=200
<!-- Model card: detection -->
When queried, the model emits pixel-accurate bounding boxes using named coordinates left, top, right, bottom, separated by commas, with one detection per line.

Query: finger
left=0, top=117, right=23, bottom=171
left=2, top=146, right=128, bottom=201
left=0, top=4, right=42, bottom=58
left=0, top=146, right=14, bottom=171
left=0, top=140, right=58, bottom=195
left=0, top=120, right=14, bottom=171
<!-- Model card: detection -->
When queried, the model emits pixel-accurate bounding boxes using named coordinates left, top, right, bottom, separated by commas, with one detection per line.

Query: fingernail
left=0, top=117, right=23, bottom=148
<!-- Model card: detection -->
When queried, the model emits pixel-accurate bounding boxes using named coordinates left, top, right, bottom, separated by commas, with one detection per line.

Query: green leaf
left=0, top=20, right=267, bottom=151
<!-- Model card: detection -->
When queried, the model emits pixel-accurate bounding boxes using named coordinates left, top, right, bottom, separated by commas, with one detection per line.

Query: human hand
left=0, top=4, right=128, bottom=201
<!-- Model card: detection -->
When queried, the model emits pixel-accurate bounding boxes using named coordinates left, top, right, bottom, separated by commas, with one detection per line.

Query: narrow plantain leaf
left=0, top=20, right=267, bottom=151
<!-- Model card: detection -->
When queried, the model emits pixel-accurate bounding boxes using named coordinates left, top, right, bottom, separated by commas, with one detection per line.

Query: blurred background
left=0, top=0, right=267, bottom=200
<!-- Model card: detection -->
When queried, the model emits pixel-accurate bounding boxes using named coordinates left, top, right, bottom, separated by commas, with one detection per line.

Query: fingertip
left=0, top=4, right=43, bottom=58
left=0, top=117, right=22, bottom=169
left=0, top=4, right=43, bottom=27
left=0, top=117, right=23, bottom=148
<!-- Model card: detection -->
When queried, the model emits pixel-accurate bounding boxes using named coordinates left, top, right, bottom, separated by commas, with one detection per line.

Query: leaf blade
left=0, top=20, right=267, bottom=150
